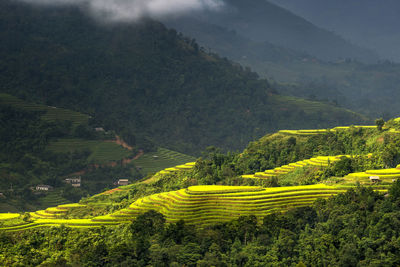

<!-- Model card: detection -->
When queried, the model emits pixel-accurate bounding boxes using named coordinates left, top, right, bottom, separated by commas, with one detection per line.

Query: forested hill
left=0, top=1, right=368, bottom=155
left=165, top=0, right=378, bottom=62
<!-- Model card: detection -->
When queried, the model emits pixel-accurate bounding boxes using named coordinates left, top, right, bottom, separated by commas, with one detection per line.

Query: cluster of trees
left=2, top=183, right=400, bottom=266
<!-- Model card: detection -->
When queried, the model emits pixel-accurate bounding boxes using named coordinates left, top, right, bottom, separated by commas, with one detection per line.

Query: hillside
left=3, top=119, right=400, bottom=225
left=161, top=1, right=400, bottom=119
left=0, top=93, right=140, bottom=211
left=2, top=120, right=400, bottom=229
left=2, top=120, right=400, bottom=265
left=0, top=0, right=370, bottom=156
left=0, top=93, right=196, bottom=212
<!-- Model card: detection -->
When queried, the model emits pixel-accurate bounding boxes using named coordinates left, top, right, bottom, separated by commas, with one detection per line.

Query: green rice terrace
left=133, top=147, right=196, bottom=175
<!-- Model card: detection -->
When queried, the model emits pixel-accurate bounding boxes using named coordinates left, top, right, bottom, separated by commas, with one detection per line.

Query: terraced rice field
left=47, top=138, right=132, bottom=164
left=38, top=190, right=70, bottom=208
left=345, top=164, right=400, bottom=183
left=0, top=219, right=120, bottom=232
left=0, top=93, right=89, bottom=127
left=139, top=161, right=196, bottom=184
left=133, top=147, right=196, bottom=175
left=0, top=204, right=103, bottom=232
left=92, top=184, right=355, bottom=227
left=242, top=155, right=350, bottom=179
left=279, top=125, right=376, bottom=136
left=0, top=183, right=387, bottom=232
left=0, top=213, right=20, bottom=221
left=30, top=203, right=87, bottom=219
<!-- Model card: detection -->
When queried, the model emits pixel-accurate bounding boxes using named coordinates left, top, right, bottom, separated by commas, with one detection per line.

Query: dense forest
left=0, top=0, right=368, bottom=155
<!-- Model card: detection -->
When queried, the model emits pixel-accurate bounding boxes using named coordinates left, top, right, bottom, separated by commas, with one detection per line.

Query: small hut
left=117, top=179, right=129, bottom=186
left=65, top=177, right=81, bottom=187
left=369, top=176, right=380, bottom=183
left=35, top=185, right=53, bottom=191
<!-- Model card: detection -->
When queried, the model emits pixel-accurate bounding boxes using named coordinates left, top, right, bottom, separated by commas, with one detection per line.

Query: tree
left=131, top=210, right=166, bottom=236
left=375, top=118, right=385, bottom=131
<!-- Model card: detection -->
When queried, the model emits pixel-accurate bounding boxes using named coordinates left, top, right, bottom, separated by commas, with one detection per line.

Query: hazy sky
left=18, top=0, right=224, bottom=21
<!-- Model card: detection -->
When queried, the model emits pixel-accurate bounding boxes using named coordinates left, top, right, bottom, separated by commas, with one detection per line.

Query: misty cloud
left=18, top=0, right=224, bottom=22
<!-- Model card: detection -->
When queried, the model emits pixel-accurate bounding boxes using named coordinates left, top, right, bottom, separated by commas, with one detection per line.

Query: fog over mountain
left=17, top=0, right=224, bottom=22
left=269, top=0, right=400, bottom=62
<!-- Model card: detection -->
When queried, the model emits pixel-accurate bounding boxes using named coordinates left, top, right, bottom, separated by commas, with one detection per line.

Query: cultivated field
left=344, top=165, right=400, bottom=183
left=133, top=147, right=196, bottom=175
left=91, top=184, right=358, bottom=227
left=46, top=138, right=132, bottom=164
left=279, top=125, right=376, bottom=136
left=0, top=182, right=388, bottom=231
left=242, top=155, right=351, bottom=179
left=0, top=93, right=89, bottom=127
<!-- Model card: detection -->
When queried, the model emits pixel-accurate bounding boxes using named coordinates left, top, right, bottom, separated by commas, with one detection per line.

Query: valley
left=2, top=0, right=400, bottom=265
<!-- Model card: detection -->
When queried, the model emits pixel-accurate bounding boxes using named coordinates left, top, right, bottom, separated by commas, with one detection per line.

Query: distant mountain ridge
left=269, top=0, right=400, bottom=62
left=164, top=0, right=378, bottom=62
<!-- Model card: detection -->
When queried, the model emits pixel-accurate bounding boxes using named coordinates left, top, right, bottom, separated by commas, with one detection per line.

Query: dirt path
left=113, top=135, right=134, bottom=150
left=133, top=150, right=144, bottom=160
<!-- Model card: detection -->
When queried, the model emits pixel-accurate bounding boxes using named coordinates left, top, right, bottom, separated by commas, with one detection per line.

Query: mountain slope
left=161, top=1, right=400, bottom=119
left=0, top=0, right=369, bottom=155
